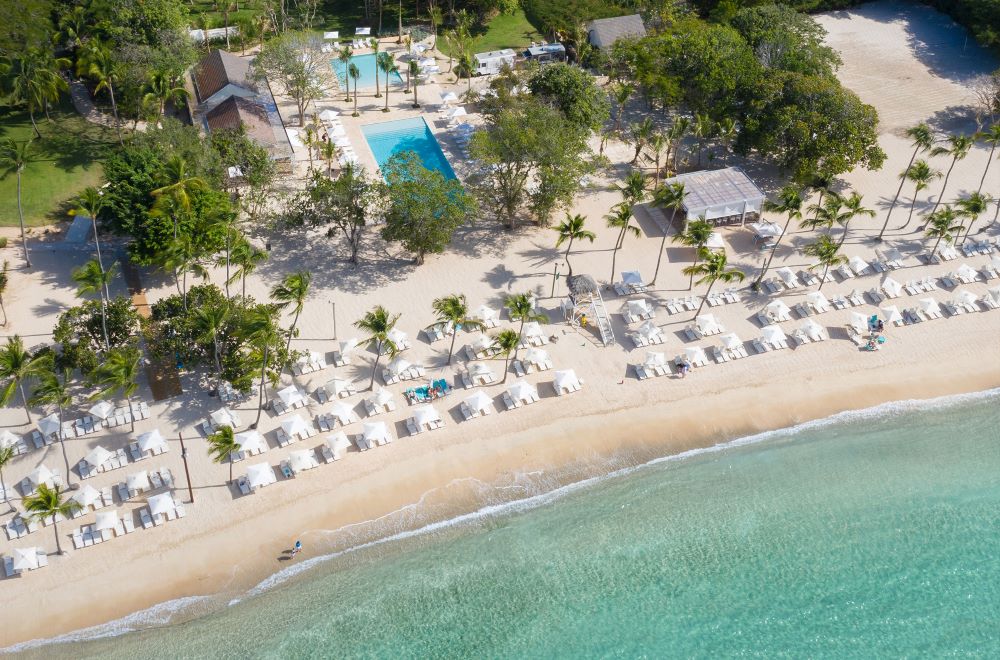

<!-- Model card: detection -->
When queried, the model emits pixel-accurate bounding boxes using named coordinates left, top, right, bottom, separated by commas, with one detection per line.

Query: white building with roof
left=660, top=167, right=766, bottom=227
left=474, top=49, right=516, bottom=76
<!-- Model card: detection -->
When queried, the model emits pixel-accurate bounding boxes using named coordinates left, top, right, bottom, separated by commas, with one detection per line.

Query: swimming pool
left=362, top=117, right=457, bottom=180
left=331, top=53, right=402, bottom=89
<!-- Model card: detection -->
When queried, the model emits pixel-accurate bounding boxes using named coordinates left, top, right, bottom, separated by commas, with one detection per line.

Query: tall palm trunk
left=212, top=335, right=223, bottom=394
left=0, top=468, right=11, bottom=513
left=28, top=107, right=41, bottom=139
left=903, top=194, right=920, bottom=230
left=836, top=220, right=852, bottom=249
left=99, top=294, right=110, bottom=350
left=369, top=342, right=383, bottom=390
left=254, top=345, right=269, bottom=427
left=224, top=231, right=231, bottom=298
left=52, top=518, right=63, bottom=554
left=688, top=253, right=700, bottom=290
left=819, top=265, right=830, bottom=290
left=284, top=309, right=301, bottom=368
left=447, top=328, right=458, bottom=365
left=19, top=383, right=31, bottom=423
left=929, top=157, right=957, bottom=220
left=692, top=280, right=715, bottom=319
left=107, top=82, right=124, bottom=146
left=16, top=173, right=30, bottom=268
left=57, top=405, right=72, bottom=488
left=879, top=147, right=920, bottom=240
left=609, top=229, right=625, bottom=283
left=754, top=216, right=792, bottom=289
left=563, top=237, right=575, bottom=278
left=978, top=144, right=995, bottom=194
left=126, top=395, right=135, bottom=432
left=501, top=354, right=511, bottom=383
left=931, top=233, right=945, bottom=259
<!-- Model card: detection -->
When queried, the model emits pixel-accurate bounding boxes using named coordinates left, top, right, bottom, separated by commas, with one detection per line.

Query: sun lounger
left=835, top=264, right=853, bottom=281
left=866, top=289, right=884, bottom=304
left=712, top=346, right=729, bottom=364
left=139, top=508, right=155, bottom=529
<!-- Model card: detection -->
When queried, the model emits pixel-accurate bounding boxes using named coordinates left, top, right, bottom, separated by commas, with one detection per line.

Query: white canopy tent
left=762, top=325, right=787, bottom=344
left=882, top=276, right=903, bottom=298
left=277, top=385, right=305, bottom=408
left=328, top=401, right=358, bottom=425
left=464, top=391, right=493, bottom=416
left=524, top=348, right=550, bottom=367
left=83, top=446, right=113, bottom=469
left=210, top=407, right=241, bottom=428
left=126, top=471, right=150, bottom=492
left=12, top=547, right=40, bottom=571
left=362, top=421, right=391, bottom=445
left=288, top=450, right=318, bottom=473
left=246, top=463, right=277, bottom=489
left=0, top=430, right=21, bottom=450
left=720, top=333, right=743, bottom=351
left=137, top=429, right=167, bottom=454
left=881, top=306, right=903, bottom=324
left=661, top=167, right=765, bottom=225
left=412, top=405, right=442, bottom=428
left=235, top=430, right=266, bottom=454
left=147, top=492, right=175, bottom=517
left=684, top=346, right=709, bottom=364
left=72, top=484, right=101, bottom=508
left=94, top=511, right=118, bottom=531
left=507, top=380, right=537, bottom=403
left=553, top=370, right=581, bottom=392
left=88, top=400, right=114, bottom=421
left=27, top=465, right=55, bottom=488
left=386, top=356, right=412, bottom=376
left=38, top=413, right=61, bottom=439
left=281, top=415, right=310, bottom=438
left=800, top=319, right=826, bottom=340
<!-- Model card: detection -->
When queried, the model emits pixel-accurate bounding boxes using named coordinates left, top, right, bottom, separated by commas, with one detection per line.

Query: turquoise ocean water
left=9, top=390, right=1000, bottom=657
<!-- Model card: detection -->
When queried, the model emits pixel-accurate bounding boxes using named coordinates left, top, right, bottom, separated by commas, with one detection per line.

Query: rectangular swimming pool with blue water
left=331, top=53, right=402, bottom=89
left=361, top=117, right=457, bottom=180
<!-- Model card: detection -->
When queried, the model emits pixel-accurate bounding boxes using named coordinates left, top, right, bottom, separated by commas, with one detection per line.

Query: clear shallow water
left=12, top=391, right=1000, bottom=658
left=362, top=117, right=457, bottom=180
left=331, top=53, right=401, bottom=89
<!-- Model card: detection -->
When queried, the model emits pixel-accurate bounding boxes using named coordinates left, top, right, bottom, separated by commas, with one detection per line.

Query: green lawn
left=0, top=103, right=116, bottom=227
left=440, top=10, right=541, bottom=56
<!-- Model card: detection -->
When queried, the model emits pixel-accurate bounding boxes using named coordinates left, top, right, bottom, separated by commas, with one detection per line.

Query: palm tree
left=878, top=122, right=934, bottom=239
left=803, top=235, right=848, bottom=291
left=0, top=261, right=8, bottom=326
left=553, top=214, right=596, bottom=278
left=430, top=294, right=485, bottom=365
left=650, top=183, right=686, bottom=285
left=219, top=1, right=237, bottom=49
left=955, top=191, right=991, bottom=243
left=667, top=117, right=690, bottom=174
left=30, top=360, right=75, bottom=488
left=0, top=336, right=45, bottom=423
left=72, top=259, right=116, bottom=351
left=158, top=235, right=208, bottom=312
left=457, top=52, right=475, bottom=97
left=193, top=303, right=230, bottom=395
left=338, top=45, right=354, bottom=102
left=504, top=293, right=546, bottom=364
left=617, top=169, right=647, bottom=206
left=803, top=191, right=843, bottom=236
left=833, top=191, right=875, bottom=248
left=229, top=239, right=267, bottom=298
left=23, top=484, right=81, bottom=554
left=367, top=38, right=382, bottom=98
left=90, top=346, right=141, bottom=432
left=78, top=41, right=123, bottom=145
left=606, top=203, right=641, bottom=284
left=242, top=307, right=281, bottom=429
left=492, top=329, right=520, bottom=383
left=646, top=132, right=668, bottom=186
left=924, top=206, right=964, bottom=260
left=143, top=70, right=189, bottom=125
left=628, top=117, right=654, bottom=165
left=354, top=306, right=401, bottom=390
left=207, top=425, right=239, bottom=483
left=691, top=112, right=715, bottom=169
left=377, top=51, right=398, bottom=113
left=70, top=187, right=109, bottom=278
left=895, top=159, right=940, bottom=231
left=804, top=173, right=834, bottom=228
left=683, top=250, right=745, bottom=318
left=672, top=218, right=713, bottom=290
left=754, top=186, right=803, bottom=290
left=928, top=134, right=975, bottom=219
left=715, top=117, right=736, bottom=158
left=271, top=270, right=312, bottom=364
left=409, top=60, right=420, bottom=108
left=349, top=63, right=360, bottom=117
left=0, top=138, right=35, bottom=268
left=612, top=83, right=633, bottom=133
left=0, top=445, right=15, bottom=513
left=2, top=49, right=69, bottom=138
left=976, top=123, right=1000, bottom=194
left=152, top=155, right=207, bottom=239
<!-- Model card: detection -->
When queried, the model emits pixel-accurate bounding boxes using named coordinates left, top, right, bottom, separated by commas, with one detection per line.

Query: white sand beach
left=1, top=1, right=999, bottom=646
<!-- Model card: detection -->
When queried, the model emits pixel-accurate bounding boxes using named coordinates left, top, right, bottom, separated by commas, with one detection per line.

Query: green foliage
left=730, top=4, right=841, bottom=76
left=210, top=125, right=276, bottom=220
left=0, top=0, right=53, bottom=53
left=252, top=32, right=331, bottom=125
left=381, top=152, right=477, bottom=264
left=527, top=63, right=610, bottom=132
left=522, top=0, right=623, bottom=39
left=52, top=297, right=141, bottom=374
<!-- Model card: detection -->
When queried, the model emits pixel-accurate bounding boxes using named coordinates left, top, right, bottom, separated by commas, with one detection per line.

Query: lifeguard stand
left=562, top=274, right=615, bottom=346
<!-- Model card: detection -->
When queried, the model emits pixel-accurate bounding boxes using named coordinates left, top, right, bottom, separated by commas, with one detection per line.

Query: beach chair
left=835, top=264, right=853, bottom=281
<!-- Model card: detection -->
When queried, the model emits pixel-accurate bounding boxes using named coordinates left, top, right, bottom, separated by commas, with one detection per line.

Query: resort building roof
left=204, top=96, right=292, bottom=162
left=662, top=167, right=766, bottom=226
left=193, top=49, right=256, bottom=103
left=586, top=14, right=646, bottom=50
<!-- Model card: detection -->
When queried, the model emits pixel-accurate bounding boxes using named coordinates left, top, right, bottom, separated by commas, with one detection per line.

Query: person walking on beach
left=291, top=540, right=302, bottom=557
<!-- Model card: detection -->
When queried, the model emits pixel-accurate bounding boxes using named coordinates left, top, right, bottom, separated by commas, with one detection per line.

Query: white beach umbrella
left=684, top=346, right=708, bottom=364
left=281, top=415, right=309, bottom=438
left=12, top=547, right=39, bottom=571
left=775, top=267, right=797, bottom=287
left=621, top=270, right=644, bottom=286
left=288, top=450, right=317, bottom=473
left=806, top=291, right=830, bottom=308
left=413, top=405, right=441, bottom=427
left=370, top=387, right=394, bottom=407
left=328, top=401, right=357, bottom=425
left=919, top=298, right=942, bottom=315
left=235, top=430, right=266, bottom=454
left=471, top=335, right=496, bottom=352
left=881, top=276, right=903, bottom=298
left=748, top=221, right=782, bottom=238
left=719, top=333, right=742, bottom=351
left=72, top=484, right=101, bottom=508
left=883, top=247, right=904, bottom=263
left=800, top=319, right=825, bottom=340
left=386, top=356, right=412, bottom=375
left=765, top=300, right=791, bottom=317
left=277, top=385, right=305, bottom=408
left=446, top=107, right=467, bottom=119
left=83, top=445, right=112, bottom=469
left=339, top=337, right=359, bottom=356
left=553, top=370, right=580, bottom=392
left=147, top=492, right=174, bottom=517
left=695, top=314, right=721, bottom=334
left=954, top=263, right=978, bottom=282
left=387, top=328, right=408, bottom=346
left=326, top=431, right=351, bottom=454
left=464, top=391, right=493, bottom=415
left=953, top=289, right=979, bottom=306
left=637, top=320, right=660, bottom=340
left=761, top=325, right=787, bottom=344
left=318, top=109, right=338, bottom=120
left=522, top=322, right=544, bottom=338
left=210, top=407, right=240, bottom=428
left=849, top=255, right=869, bottom=273
left=27, top=465, right=55, bottom=487
left=324, top=377, right=353, bottom=398
left=94, top=511, right=118, bottom=531
left=38, top=413, right=61, bottom=438
left=992, top=256, right=1000, bottom=271
left=472, top=304, right=498, bottom=323
left=126, top=470, right=150, bottom=492
left=362, top=421, right=389, bottom=444
left=469, top=362, right=495, bottom=379
left=246, top=463, right=276, bottom=489
left=987, top=287, right=1000, bottom=305
left=644, top=351, right=667, bottom=368
left=704, top=232, right=725, bottom=250
left=848, top=312, right=868, bottom=334
left=440, top=91, right=458, bottom=103
left=88, top=400, right=114, bottom=421
left=137, top=429, right=167, bottom=454
left=524, top=348, right=550, bottom=366
left=624, top=299, right=652, bottom=317
left=0, top=430, right=21, bottom=449
left=507, top=380, right=537, bottom=402
left=880, top=306, right=903, bottom=324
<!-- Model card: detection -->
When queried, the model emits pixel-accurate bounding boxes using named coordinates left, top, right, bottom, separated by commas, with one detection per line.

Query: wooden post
left=178, top=433, right=194, bottom=504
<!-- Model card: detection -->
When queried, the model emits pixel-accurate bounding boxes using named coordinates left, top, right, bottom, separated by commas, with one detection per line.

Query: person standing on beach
left=291, top=540, right=302, bottom=557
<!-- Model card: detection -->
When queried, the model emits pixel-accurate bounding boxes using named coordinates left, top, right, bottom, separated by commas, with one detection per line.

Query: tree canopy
left=527, top=63, right=610, bottom=132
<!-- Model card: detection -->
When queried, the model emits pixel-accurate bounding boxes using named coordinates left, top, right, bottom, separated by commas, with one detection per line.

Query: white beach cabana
left=137, top=429, right=167, bottom=454
left=762, top=325, right=787, bottom=345
left=524, top=348, right=551, bottom=369
left=463, top=391, right=493, bottom=417
left=553, top=369, right=582, bottom=395
left=522, top=322, right=545, bottom=340
left=849, top=255, right=870, bottom=275
left=386, top=356, right=412, bottom=377
left=72, top=484, right=101, bottom=508
left=636, top=320, right=662, bottom=342
left=882, top=276, right=903, bottom=298
left=695, top=314, right=724, bottom=335
left=720, top=333, right=743, bottom=351
left=765, top=300, right=791, bottom=320
left=83, top=446, right=113, bottom=470
left=775, top=267, right=798, bottom=288
left=621, top=270, right=645, bottom=288
left=806, top=291, right=830, bottom=311
left=38, top=413, right=61, bottom=439
left=644, top=351, right=667, bottom=369
left=386, top=328, right=408, bottom=349
left=622, top=299, right=653, bottom=319
left=661, top=167, right=765, bottom=226
left=0, top=430, right=21, bottom=450
left=147, top=492, right=175, bottom=517
left=953, top=289, right=979, bottom=306
left=12, top=547, right=40, bottom=571
left=324, top=377, right=354, bottom=399
left=277, top=385, right=305, bottom=409
left=281, top=415, right=310, bottom=439
left=471, top=304, right=499, bottom=326
left=919, top=298, right=942, bottom=316
left=849, top=312, right=868, bottom=334
left=362, top=421, right=391, bottom=446
left=288, top=450, right=318, bottom=474
left=210, top=407, right=241, bottom=429
left=235, top=430, right=267, bottom=454
left=328, top=401, right=359, bottom=426
left=246, top=463, right=277, bottom=490
left=338, top=337, right=359, bottom=359
left=954, top=263, right=978, bottom=282
left=470, top=335, right=496, bottom=354
left=412, top=405, right=442, bottom=430
left=881, top=305, right=903, bottom=325
left=94, top=511, right=118, bottom=533
left=469, top=362, right=495, bottom=380
left=684, top=346, right=709, bottom=366
left=507, top=380, right=538, bottom=405
left=27, top=465, right=56, bottom=489
left=88, top=400, right=114, bottom=421
left=126, top=470, right=150, bottom=492
left=800, top=319, right=826, bottom=341
left=370, top=387, right=394, bottom=408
